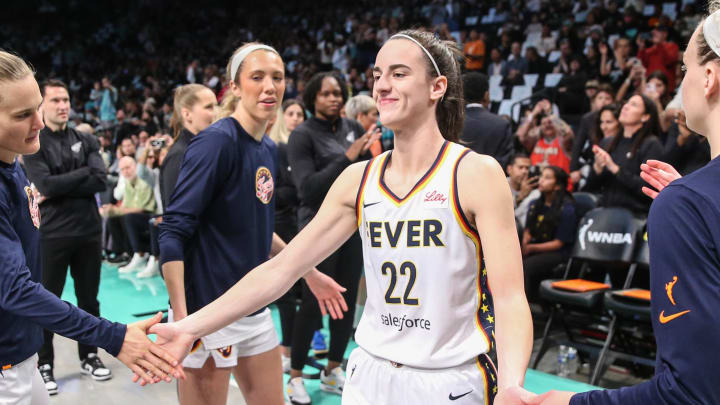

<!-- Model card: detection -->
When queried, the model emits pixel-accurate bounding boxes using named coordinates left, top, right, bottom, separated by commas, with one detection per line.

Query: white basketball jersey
left=354, top=141, right=496, bottom=369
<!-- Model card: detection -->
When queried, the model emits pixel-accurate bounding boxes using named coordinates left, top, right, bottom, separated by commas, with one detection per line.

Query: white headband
left=229, top=45, right=279, bottom=82
left=389, top=34, right=442, bottom=77
left=703, top=10, right=720, bottom=58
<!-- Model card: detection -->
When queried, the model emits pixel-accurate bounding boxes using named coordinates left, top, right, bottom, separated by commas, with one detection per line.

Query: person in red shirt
left=530, top=114, right=572, bottom=174
left=637, top=26, right=680, bottom=91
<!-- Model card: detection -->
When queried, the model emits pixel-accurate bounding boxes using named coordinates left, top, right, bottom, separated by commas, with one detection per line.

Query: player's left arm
left=458, top=152, right=533, bottom=391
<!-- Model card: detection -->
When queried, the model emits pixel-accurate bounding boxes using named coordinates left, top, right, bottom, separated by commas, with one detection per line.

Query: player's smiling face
left=372, top=39, right=444, bottom=132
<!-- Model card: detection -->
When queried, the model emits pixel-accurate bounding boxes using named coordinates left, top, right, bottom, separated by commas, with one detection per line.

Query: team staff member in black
left=285, top=71, right=380, bottom=404
left=23, top=79, right=111, bottom=395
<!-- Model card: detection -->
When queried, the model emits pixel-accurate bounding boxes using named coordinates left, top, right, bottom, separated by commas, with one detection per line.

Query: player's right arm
left=0, top=195, right=179, bottom=383
left=150, top=161, right=367, bottom=357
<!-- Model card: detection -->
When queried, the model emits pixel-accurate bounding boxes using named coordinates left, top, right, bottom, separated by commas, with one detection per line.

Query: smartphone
left=528, top=165, right=541, bottom=178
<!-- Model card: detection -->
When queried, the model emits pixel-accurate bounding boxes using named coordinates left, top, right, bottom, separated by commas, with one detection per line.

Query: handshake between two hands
left=116, top=312, right=196, bottom=386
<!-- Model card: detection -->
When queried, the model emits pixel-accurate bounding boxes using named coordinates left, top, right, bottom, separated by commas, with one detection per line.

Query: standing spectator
left=662, top=110, right=711, bottom=176
left=530, top=114, right=573, bottom=174
left=460, top=72, right=514, bottom=168
left=23, top=79, right=112, bottom=394
left=570, top=84, right=615, bottom=180
left=584, top=95, right=664, bottom=216
left=90, top=81, right=102, bottom=110
left=463, top=29, right=485, bottom=72
left=637, top=26, right=680, bottom=90
left=573, top=104, right=622, bottom=190
left=521, top=166, right=577, bottom=302
left=185, top=60, right=199, bottom=84
left=99, top=76, right=117, bottom=127
left=286, top=71, right=379, bottom=402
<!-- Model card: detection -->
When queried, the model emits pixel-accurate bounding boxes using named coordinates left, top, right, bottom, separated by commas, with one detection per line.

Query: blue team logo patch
left=255, top=166, right=274, bottom=205
left=24, top=186, right=41, bottom=228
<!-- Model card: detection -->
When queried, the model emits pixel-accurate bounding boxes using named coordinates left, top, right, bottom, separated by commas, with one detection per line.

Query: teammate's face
left=233, top=50, right=285, bottom=123
left=283, top=103, right=305, bottom=132
left=372, top=39, right=446, bottom=132
left=185, top=88, right=217, bottom=134
left=0, top=75, right=44, bottom=164
left=42, top=85, right=70, bottom=128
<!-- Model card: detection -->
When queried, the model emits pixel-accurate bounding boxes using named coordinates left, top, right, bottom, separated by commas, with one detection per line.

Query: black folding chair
left=589, top=227, right=655, bottom=384
left=532, top=207, right=645, bottom=378
left=571, top=192, right=599, bottom=220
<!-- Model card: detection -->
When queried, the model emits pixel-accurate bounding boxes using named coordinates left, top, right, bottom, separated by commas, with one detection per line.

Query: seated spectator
left=507, top=153, right=541, bottom=228
left=461, top=72, right=514, bottom=168
left=584, top=95, right=664, bottom=216
left=506, top=41, right=528, bottom=75
left=344, top=95, right=382, bottom=156
left=529, top=114, right=573, bottom=174
left=525, top=47, right=549, bottom=75
left=536, top=23, right=557, bottom=57
left=522, top=166, right=577, bottom=302
left=643, top=70, right=674, bottom=134
left=487, top=48, right=507, bottom=77
left=102, top=156, right=157, bottom=275
left=616, top=58, right=646, bottom=103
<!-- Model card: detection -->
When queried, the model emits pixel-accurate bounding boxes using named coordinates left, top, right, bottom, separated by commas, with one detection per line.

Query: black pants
left=149, top=217, right=160, bottom=257
left=39, top=234, right=103, bottom=367
left=290, top=232, right=363, bottom=370
left=123, top=213, right=152, bottom=254
left=107, top=216, right=130, bottom=255
left=523, top=251, right=566, bottom=302
left=273, top=217, right=302, bottom=347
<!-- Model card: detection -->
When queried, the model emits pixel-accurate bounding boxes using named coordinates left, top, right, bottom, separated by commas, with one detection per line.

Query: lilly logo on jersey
left=578, top=219, right=632, bottom=250
left=423, top=190, right=448, bottom=209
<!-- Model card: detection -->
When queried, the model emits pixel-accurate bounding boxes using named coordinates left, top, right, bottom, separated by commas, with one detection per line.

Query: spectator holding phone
left=521, top=166, right=577, bottom=302
left=507, top=153, right=541, bottom=228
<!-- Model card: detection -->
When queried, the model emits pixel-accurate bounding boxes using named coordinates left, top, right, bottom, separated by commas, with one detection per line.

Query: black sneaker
left=80, top=354, right=112, bottom=381
left=38, top=364, right=58, bottom=395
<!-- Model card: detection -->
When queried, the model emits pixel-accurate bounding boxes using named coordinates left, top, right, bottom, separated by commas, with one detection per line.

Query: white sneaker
left=282, top=354, right=291, bottom=374
left=320, top=366, right=345, bottom=395
left=286, top=377, right=311, bottom=405
left=118, top=253, right=148, bottom=273
left=137, top=256, right=159, bottom=278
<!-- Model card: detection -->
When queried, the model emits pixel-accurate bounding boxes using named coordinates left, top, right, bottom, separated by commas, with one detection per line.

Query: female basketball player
left=151, top=31, right=534, bottom=404
left=157, top=43, right=347, bottom=405
left=0, top=50, right=181, bottom=404
left=526, top=4, right=720, bottom=405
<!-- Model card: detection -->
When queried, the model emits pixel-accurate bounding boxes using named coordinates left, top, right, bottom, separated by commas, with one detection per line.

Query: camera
left=150, top=139, right=166, bottom=149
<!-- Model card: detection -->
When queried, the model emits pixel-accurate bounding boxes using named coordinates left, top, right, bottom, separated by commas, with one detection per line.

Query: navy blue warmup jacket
left=159, top=117, right=276, bottom=315
left=572, top=155, right=720, bottom=404
left=0, top=159, right=125, bottom=369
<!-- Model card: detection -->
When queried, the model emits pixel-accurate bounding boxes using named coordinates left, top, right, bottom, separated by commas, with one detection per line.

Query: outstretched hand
left=304, top=269, right=348, bottom=319
left=132, top=320, right=195, bottom=386
left=640, top=159, right=681, bottom=199
left=117, top=312, right=184, bottom=385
